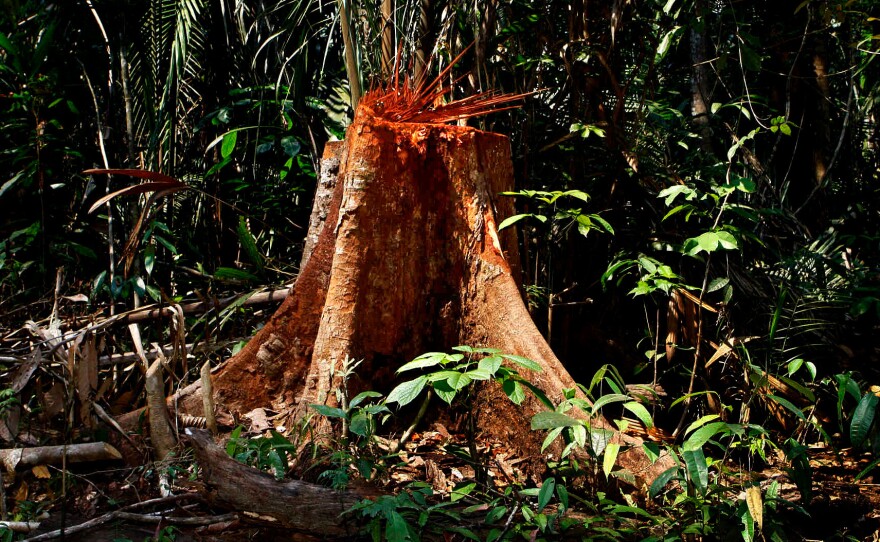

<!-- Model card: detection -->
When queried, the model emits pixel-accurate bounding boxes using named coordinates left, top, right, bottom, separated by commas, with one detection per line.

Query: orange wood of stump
left=181, top=109, right=670, bottom=485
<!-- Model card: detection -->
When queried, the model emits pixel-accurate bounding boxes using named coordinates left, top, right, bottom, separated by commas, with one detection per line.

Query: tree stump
left=178, top=105, right=670, bottom=485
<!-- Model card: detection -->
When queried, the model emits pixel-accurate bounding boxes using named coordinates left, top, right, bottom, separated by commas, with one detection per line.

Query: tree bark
left=184, top=428, right=368, bottom=538
left=177, top=108, right=670, bottom=486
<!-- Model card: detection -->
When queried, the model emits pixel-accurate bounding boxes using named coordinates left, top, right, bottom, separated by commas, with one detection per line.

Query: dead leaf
left=31, top=465, right=50, bottom=479
left=745, top=485, right=763, bottom=531
left=14, top=482, right=28, bottom=503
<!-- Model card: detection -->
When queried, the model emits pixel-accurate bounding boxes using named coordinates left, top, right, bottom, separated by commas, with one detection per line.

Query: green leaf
left=649, top=466, right=681, bottom=499
left=500, top=354, right=541, bottom=372
left=213, top=267, right=258, bottom=281
left=451, top=482, right=476, bottom=502
left=221, top=131, right=237, bottom=159
left=349, top=412, right=371, bottom=437
left=562, top=190, right=590, bottom=202
left=498, top=213, right=545, bottom=230
left=503, top=379, right=526, bottom=405
left=591, top=428, right=614, bottom=457
left=237, top=216, right=264, bottom=271
left=715, top=230, right=739, bottom=250
left=310, top=404, right=348, bottom=419
left=433, top=380, right=456, bottom=404
left=590, top=393, right=629, bottom=415
left=591, top=214, right=615, bottom=234
left=397, top=353, right=447, bottom=373
left=446, top=372, right=472, bottom=391
left=683, top=421, right=729, bottom=451
left=766, top=394, right=807, bottom=421
left=386, top=376, right=428, bottom=407
left=280, top=136, right=301, bottom=157
left=144, top=245, right=156, bottom=276
left=349, top=391, right=383, bottom=408
left=464, top=368, right=493, bottom=381
left=531, top=411, right=582, bottom=430
left=0, top=33, right=19, bottom=55
left=537, top=477, right=555, bottom=512
left=603, top=442, right=620, bottom=478
left=623, top=402, right=654, bottom=428
left=478, top=355, right=503, bottom=375
left=850, top=393, right=879, bottom=448
left=556, top=483, right=569, bottom=511
left=683, top=448, right=708, bottom=496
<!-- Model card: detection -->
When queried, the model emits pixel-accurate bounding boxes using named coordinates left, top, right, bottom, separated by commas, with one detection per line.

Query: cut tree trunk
left=177, top=108, right=670, bottom=486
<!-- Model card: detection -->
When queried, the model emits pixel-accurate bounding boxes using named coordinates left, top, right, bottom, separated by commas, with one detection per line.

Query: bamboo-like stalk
left=200, top=361, right=217, bottom=435
left=337, top=0, right=362, bottom=108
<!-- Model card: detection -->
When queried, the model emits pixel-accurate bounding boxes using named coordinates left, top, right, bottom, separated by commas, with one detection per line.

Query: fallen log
left=0, top=442, right=122, bottom=471
left=184, top=428, right=373, bottom=538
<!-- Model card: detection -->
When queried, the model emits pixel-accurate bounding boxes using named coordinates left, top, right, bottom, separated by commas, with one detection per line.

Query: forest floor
left=7, top=424, right=880, bottom=541
left=2, top=301, right=880, bottom=541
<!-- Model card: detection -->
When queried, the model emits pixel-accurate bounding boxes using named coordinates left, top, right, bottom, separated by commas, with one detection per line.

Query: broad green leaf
left=623, top=401, right=654, bottom=428
left=426, top=370, right=461, bottom=382
left=850, top=393, right=879, bottom=448
left=740, top=502, right=755, bottom=542
left=537, top=477, right=555, bottom=511
left=221, top=131, right=237, bottom=159
left=464, top=368, right=493, bottom=381
left=280, top=136, right=301, bottom=157
left=501, top=354, right=541, bottom=372
left=766, top=394, right=807, bottom=421
left=349, top=391, right=383, bottom=408
left=433, top=380, right=456, bottom=404
left=446, top=372, right=473, bottom=390
left=683, top=421, right=729, bottom=451
left=386, top=376, right=428, bottom=407
left=541, top=427, right=565, bottom=451
left=649, top=466, right=682, bottom=499
left=237, top=216, right=264, bottom=271
left=386, top=511, right=409, bottom=542
left=213, top=267, right=258, bottom=281
left=451, top=482, right=476, bottom=502
left=310, top=404, right=348, bottom=420
left=715, top=230, right=739, bottom=250
left=478, top=355, right=503, bottom=375
left=643, top=441, right=661, bottom=463
left=144, top=244, right=156, bottom=276
left=397, top=353, right=447, bottom=373
left=590, top=393, right=629, bottom=415
left=556, top=483, right=569, bottom=511
left=503, top=379, right=526, bottom=405
left=591, top=214, right=614, bottom=234
left=531, top=411, right=582, bottom=430
left=603, top=442, right=620, bottom=478
left=683, top=448, right=708, bottom=496
left=562, top=190, right=590, bottom=202
left=591, top=428, right=615, bottom=457
left=349, top=411, right=372, bottom=437
left=498, top=213, right=546, bottom=231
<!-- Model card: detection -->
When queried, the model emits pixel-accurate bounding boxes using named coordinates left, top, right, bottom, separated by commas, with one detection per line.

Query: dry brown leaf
left=14, top=482, right=28, bottom=503
left=31, top=465, right=50, bottom=479
left=745, top=485, right=763, bottom=531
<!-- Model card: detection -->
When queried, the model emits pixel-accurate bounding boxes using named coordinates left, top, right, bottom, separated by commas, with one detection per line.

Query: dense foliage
left=1, top=0, right=879, bottom=539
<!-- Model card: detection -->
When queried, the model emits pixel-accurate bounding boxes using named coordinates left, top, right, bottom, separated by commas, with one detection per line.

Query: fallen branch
left=88, top=287, right=290, bottom=327
left=21, top=494, right=219, bottom=542
left=0, top=520, right=42, bottom=533
left=0, top=442, right=122, bottom=471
